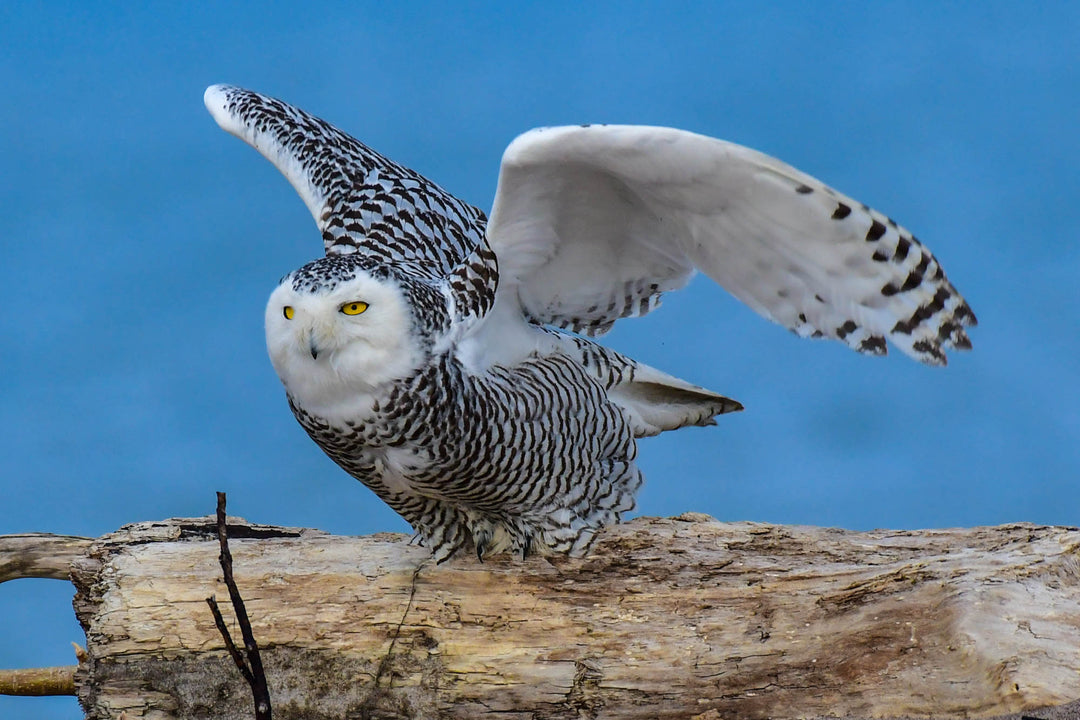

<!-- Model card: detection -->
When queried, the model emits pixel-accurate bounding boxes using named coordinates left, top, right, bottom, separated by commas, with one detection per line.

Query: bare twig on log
left=206, top=598, right=254, bottom=686
left=206, top=492, right=272, bottom=720
left=0, top=665, right=76, bottom=696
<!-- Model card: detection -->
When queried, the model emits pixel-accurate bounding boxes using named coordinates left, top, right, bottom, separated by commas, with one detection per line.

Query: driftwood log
left=2, top=515, right=1079, bottom=719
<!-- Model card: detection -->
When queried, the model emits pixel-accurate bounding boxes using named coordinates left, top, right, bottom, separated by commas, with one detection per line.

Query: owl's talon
left=474, top=527, right=492, bottom=563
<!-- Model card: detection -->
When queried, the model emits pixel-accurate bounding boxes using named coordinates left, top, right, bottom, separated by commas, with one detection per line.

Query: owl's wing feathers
left=204, top=85, right=487, bottom=277
left=487, top=125, right=976, bottom=365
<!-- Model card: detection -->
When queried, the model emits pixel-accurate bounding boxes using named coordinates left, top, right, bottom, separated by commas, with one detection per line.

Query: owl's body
left=206, top=85, right=976, bottom=561
left=290, top=341, right=642, bottom=560
left=269, top=250, right=730, bottom=561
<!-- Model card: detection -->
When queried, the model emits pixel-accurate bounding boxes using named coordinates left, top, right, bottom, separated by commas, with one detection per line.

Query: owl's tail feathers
left=608, top=362, right=743, bottom=438
left=545, top=330, right=741, bottom=437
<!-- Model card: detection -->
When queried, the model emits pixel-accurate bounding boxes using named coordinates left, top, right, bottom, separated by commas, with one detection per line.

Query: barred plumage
left=205, top=85, right=976, bottom=561
left=292, top=350, right=641, bottom=561
left=205, top=82, right=483, bottom=276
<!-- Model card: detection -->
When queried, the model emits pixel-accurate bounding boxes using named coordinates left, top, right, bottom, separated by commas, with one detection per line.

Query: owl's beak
left=308, top=332, right=320, bottom=360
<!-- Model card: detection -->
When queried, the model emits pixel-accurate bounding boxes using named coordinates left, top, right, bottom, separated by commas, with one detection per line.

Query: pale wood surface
left=35, top=514, right=1074, bottom=720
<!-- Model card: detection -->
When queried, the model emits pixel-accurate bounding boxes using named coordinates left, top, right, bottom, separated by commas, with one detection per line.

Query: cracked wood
left=53, top=515, right=1080, bottom=719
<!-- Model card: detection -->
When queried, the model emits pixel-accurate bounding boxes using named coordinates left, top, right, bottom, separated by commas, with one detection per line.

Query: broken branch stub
left=0, top=534, right=92, bottom=584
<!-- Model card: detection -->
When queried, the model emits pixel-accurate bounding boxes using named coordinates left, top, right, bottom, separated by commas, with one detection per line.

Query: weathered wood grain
left=49, top=514, right=1080, bottom=720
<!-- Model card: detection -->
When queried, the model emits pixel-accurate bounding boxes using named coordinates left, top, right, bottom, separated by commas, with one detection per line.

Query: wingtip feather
left=203, top=84, right=250, bottom=142
left=203, top=84, right=230, bottom=119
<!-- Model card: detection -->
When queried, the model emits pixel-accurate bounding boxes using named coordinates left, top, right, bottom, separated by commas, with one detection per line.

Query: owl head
left=265, top=254, right=444, bottom=413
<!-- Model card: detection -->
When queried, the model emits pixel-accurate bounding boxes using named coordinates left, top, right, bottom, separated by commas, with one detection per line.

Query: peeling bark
left=4, top=516, right=1080, bottom=719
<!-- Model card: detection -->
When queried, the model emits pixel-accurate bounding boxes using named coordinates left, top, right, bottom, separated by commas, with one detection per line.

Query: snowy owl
left=204, top=85, right=976, bottom=561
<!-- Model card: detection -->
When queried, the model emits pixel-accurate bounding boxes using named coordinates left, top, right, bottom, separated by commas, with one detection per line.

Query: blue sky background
left=2, top=4, right=1077, bottom=718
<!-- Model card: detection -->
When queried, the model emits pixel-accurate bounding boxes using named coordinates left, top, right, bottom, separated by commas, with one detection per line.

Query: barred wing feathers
left=204, top=84, right=486, bottom=277
left=487, top=125, right=976, bottom=365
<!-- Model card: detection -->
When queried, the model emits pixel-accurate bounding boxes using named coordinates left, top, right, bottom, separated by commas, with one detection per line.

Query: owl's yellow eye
left=340, top=301, right=368, bottom=316
left=283, top=306, right=295, bottom=320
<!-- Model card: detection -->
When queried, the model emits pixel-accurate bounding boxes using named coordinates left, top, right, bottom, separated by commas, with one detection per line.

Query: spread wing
left=487, top=125, right=976, bottom=365
left=204, top=84, right=487, bottom=278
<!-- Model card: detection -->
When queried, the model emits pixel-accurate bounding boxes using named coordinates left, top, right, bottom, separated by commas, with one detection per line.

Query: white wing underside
left=485, top=125, right=976, bottom=365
